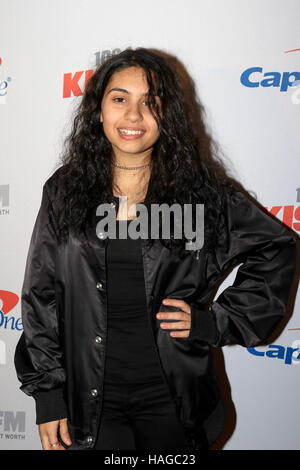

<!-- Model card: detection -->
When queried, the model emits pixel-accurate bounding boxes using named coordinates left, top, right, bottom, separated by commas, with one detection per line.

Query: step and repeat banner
left=0, top=0, right=299, bottom=450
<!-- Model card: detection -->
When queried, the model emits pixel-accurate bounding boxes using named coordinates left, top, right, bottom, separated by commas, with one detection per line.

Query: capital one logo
left=0, top=57, right=12, bottom=105
left=240, top=47, right=300, bottom=103
left=240, top=67, right=300, bottom=92
left=0, top=290, right=22, bottom=331
left=248, top=341, right=300, bottom=365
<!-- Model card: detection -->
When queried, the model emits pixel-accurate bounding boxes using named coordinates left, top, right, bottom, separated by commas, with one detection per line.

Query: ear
left=100, top=109, right=103, bottom=123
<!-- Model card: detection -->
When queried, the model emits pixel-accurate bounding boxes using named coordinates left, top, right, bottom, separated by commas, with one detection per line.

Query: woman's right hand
left=38, top=418, right=72, bottom=450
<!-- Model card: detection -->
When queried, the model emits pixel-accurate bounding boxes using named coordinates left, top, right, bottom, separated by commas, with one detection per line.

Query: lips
left=117, top=128, right=146, bottom=139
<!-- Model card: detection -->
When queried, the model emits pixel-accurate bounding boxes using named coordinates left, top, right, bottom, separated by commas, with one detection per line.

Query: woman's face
left=100, top=66, right=162, bottom=160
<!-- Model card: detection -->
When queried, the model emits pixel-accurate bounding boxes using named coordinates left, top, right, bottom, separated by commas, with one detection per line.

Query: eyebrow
left=107, top=87, right=157, bottom=97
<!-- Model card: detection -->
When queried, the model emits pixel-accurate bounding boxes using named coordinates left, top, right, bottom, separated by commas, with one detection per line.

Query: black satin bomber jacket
left=14, top=166, right=297, bottom=450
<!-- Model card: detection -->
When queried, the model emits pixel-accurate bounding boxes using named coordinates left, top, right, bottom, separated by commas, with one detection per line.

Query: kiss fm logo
left=240, top=47, right=300, bottom=98
left=263, top=199, right=300, bottom=233
left=63, top=48, right=121, bottom=98
left=0, top=184, right=9, bottom=216
left=0, top=290, right=22, bottom=331
left=0, top=411, right=26, bottom=441
left=250, top=188, right=300, bottom=233
left=0, top=57, right=12, bottom=104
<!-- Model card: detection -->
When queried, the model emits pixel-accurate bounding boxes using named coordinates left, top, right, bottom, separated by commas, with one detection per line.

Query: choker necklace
left=112, top=162, right=150, bottom=171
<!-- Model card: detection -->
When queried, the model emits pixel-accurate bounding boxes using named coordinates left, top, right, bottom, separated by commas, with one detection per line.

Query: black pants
left=94, top=378, right=190, bottom=451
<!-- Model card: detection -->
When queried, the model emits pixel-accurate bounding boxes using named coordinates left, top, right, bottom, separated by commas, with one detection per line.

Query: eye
left=113, top=97, right=126, bottom=103
left=112, top=97, right=154, bottom=108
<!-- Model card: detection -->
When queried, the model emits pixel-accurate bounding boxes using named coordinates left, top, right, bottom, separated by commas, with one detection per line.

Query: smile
left=118, top=128, right=145, bottom=135
left=117, top=128, right=146, bottom=139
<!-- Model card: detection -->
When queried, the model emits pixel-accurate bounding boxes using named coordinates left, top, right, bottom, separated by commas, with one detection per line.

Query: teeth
left=119, top=129, right=145, bottom=135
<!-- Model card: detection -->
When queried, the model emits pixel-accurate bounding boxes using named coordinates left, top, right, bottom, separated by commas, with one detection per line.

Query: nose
left=124, top=102, right=143, bottom=122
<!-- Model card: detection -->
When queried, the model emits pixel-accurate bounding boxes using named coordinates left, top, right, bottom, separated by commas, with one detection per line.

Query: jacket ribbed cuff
left=33, top=387, right=68, bottom=425
left=188, top=303, right=218, bottom=345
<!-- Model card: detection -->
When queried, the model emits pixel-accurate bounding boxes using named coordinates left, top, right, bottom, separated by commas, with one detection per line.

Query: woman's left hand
left=156, top=298, right=191, bottom=338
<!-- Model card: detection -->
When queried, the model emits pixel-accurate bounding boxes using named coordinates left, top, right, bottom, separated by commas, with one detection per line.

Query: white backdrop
left=0, top=0, right=299, bottom=450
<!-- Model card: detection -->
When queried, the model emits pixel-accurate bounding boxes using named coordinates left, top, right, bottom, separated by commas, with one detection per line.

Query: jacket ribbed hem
left=33, top=387, right=68, bottom=425
left=188, top=303, right=218, bottom=345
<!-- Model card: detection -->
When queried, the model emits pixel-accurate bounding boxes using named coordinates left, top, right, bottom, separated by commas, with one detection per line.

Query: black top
left=104, top=220, right=164, bottom=384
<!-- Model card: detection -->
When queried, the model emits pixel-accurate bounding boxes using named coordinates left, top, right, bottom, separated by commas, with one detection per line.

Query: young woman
left=14, top=47, right=297, bottom=451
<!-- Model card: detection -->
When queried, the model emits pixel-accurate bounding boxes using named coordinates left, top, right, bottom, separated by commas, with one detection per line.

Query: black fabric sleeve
left=14, top=183, right=67, bottom=423
left=188, top=190, right=297, bottom=348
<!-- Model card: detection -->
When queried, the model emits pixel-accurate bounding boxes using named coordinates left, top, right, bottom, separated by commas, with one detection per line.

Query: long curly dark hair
left=53, top=47, right=237, bottom=258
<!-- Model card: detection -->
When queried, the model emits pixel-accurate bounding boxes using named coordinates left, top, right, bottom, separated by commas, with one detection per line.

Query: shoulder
left=219, top=180, right=254, bottom=215
left=220, top=184, right=296, bottom=246
left=43, top=164, right=69, bottom=201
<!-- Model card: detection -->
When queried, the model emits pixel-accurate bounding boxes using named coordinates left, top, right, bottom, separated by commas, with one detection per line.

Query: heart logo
left=0, top=290, right=19, bottom=314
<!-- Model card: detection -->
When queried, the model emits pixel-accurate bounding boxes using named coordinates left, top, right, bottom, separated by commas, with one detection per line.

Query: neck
left=111, top=147, right=152, bottom=168
left=111, top=163, right=152, bottom=199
